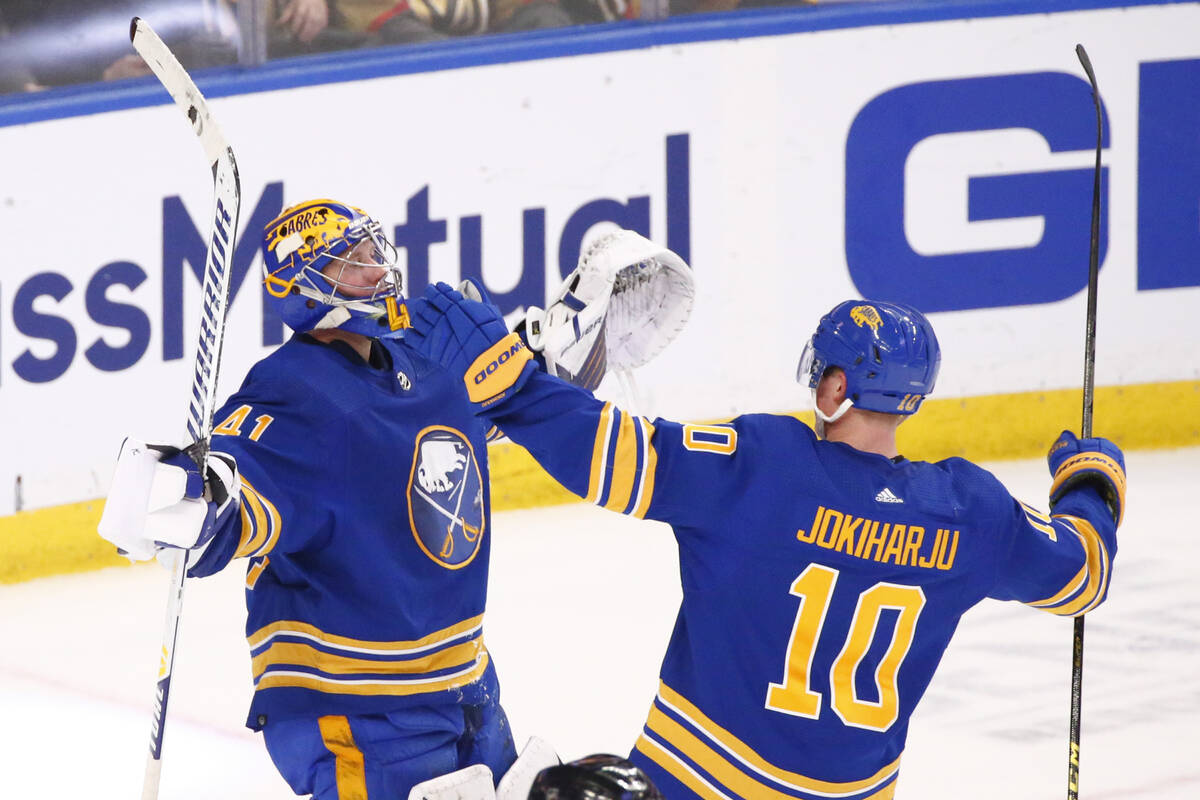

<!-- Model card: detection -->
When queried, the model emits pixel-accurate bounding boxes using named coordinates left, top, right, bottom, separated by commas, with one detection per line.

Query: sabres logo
left=408, top=426, right=485, bottom=569
left=850, top=305, right=883, bottom=332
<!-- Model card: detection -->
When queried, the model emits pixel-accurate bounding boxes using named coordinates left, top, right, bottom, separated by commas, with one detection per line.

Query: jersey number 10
left=765, top=564, right=926, bottom=731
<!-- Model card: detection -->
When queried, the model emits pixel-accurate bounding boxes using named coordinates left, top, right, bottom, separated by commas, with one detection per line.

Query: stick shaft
left=1067, top=41, right=1104, bottom=800
left=129, top=17, right=241, bottom=798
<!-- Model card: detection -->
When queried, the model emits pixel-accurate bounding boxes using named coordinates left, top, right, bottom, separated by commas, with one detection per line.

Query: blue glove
left=406, top=281, right=537, bottom=409
left=1047, top=430, right=1126, bottom=525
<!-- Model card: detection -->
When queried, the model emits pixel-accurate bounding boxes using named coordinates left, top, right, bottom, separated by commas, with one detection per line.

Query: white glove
left=523, top=229, right=694, bottom=390
left=407, top=764, right=495, bottom=800
left=97, top=438, right=239, bottom=562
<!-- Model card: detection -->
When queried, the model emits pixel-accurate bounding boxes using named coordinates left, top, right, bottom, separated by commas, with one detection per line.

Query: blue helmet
left=261, top=199, right=407, bottom=337
left=797, top=300, right=940, bottom=416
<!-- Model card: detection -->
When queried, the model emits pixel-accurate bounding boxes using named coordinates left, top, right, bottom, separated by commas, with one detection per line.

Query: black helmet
left=528, top=754, right=664, bottom=800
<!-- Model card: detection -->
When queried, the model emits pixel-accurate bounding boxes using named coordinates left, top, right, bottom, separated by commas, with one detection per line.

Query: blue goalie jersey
left=487, top=372, right=1118, bottom=800
left=189, top=334, right=499, bottom=730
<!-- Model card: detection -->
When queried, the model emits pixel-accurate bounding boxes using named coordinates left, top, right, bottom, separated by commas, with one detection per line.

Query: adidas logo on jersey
left=875, top=488, right=904, bottom=503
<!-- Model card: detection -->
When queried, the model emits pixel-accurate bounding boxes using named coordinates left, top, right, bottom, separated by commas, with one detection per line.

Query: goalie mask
left=262, top=199, right=406, bottom=337
left=798, top=300, right=940, bottom=424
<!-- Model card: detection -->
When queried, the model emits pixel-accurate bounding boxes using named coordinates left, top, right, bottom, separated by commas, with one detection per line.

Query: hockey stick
left=129, top=17, right=242, bottom=800
left=1066, top=42, right=1103, bottom=800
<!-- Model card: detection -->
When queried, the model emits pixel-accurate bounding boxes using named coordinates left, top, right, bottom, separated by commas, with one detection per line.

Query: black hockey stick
left=1067, top=42, right=1103, bottom=800
left=129, top=17, right=241, bottom=800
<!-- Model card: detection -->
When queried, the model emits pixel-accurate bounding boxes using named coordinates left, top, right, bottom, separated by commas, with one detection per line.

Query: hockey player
left=403, top=288, right=1127, bottom=800
left=100, top=199, right=531, bottom=799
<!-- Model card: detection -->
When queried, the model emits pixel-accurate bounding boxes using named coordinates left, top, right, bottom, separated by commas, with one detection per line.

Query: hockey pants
left=261, top=701, right=516, bottom=799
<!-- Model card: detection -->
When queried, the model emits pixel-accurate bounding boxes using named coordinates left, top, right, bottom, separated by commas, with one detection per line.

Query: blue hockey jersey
left=486, top=372, right=1118, bottom=800
left=190, top=334, right=499, bottom=730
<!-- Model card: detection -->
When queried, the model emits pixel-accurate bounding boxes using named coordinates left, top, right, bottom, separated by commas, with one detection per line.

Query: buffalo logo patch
left=408, top=426, right=485, bottom=569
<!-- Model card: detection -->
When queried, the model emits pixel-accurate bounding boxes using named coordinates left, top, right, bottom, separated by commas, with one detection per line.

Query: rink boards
left=0, top=0, right=1197, bottom=579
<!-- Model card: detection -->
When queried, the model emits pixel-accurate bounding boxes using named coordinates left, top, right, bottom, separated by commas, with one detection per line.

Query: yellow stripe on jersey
left=635, top=734, right=734, bottom=800
left=246, top=556, right=270, bottom=590
left=247, top=614, right=485, bottom=653
left=641, top=711, right=897, bottom=800
left=603, top=410, right=641, bottom=513
left=586, top=403, right=617, bottom=504
left=1054, top=515, right=1111, bottom=616
left=1049, top=451, right=1126, bottom=525
left=234, top=485, right=268, bottom=558
left=247, top=481, right=281, bottom=557
left=654, top=683, right=901, bottom=795
left=255, top=652, right=490, bottom=696
left=1026, top=516, right=1110, bottom=616
left=232, top=478, right=282, bottom=559
left=318, top=716, right=368, bottom=800
left=632, top=417, right=658, bottom=519
left=251, top=637, right=484, bottom=680
left=1020, top=502, right=1057, bottom=541
left=584, top=404, right=659, bottom=517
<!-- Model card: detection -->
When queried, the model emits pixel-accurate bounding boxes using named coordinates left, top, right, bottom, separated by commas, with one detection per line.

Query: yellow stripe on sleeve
left=586, top=403, right=615, bottom=504
left=1020, top=501, right=1058, bottom=541
left=632, top=417, right=658, bottom=519
left=317, top=716, right=368, bottom=800
left=1027, top=516, right=1110, bottom=616
left=603, top=410, right=640, bottom=513
left=233, top=484, right=269, bottom=558
left=1026, top=565, right=1087, bottom=610
left=246, top=481, right=282, bottom=558
left=246, top=556, right=270, bottom=590
left=1056, top=515, right=1111, bottom=615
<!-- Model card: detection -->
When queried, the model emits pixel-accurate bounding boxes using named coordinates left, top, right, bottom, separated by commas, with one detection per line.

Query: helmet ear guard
left=261, top=199, right=406, bottom=337
left=798, top=300, right=940, bottom=417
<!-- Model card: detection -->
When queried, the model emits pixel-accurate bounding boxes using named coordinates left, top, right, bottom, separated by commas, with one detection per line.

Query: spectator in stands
left=0, top=9, right=44, bottom=94
left=0, top=0, right=237, bottom=91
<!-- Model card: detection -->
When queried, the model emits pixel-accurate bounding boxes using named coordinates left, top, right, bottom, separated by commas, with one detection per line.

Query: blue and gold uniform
left=189, top=332, right=514, bottom=796
left=484, top=372, right=1119, bottom=800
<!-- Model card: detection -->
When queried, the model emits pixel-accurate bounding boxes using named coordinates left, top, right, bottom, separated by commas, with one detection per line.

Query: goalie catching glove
left=522, top=228, right=694, bottom=390
left=97, top=438, right=240, bottom=562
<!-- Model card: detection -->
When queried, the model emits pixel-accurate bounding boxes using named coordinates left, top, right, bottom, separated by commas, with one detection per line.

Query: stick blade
left=129, top=16, right=227, bottom=167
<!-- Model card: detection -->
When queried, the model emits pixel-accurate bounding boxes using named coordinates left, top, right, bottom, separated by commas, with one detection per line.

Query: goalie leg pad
left=408, top=764, right=496, bottom=800
left=496, top=736, right=560, bottom=800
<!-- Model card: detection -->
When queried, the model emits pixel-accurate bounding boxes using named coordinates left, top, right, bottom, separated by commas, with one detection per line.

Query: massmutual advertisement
left=1, top=0, right=1197, bottom=522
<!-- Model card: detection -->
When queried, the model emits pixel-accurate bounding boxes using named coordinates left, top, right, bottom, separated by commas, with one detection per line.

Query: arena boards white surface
left=1, top=448, right=1195, bottom=798
left=2, top=2, right=1199, bottom=516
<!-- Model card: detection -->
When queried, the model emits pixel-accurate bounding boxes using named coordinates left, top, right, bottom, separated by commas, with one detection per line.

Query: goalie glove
left=524, top=229, right=694, bottom=390
left=97, top=438, right=240, bottom=562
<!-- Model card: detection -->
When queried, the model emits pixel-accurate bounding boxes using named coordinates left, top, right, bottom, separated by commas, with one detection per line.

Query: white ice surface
left=2, top=448, right=1197, bottom=798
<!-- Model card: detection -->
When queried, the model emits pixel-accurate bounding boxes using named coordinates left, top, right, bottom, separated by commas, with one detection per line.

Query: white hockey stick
left=129, top=17, right=241, bottom=800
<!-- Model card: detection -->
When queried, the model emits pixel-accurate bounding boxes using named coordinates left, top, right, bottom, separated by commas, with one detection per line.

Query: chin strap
left=813, top=391, right=855, bottom=425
